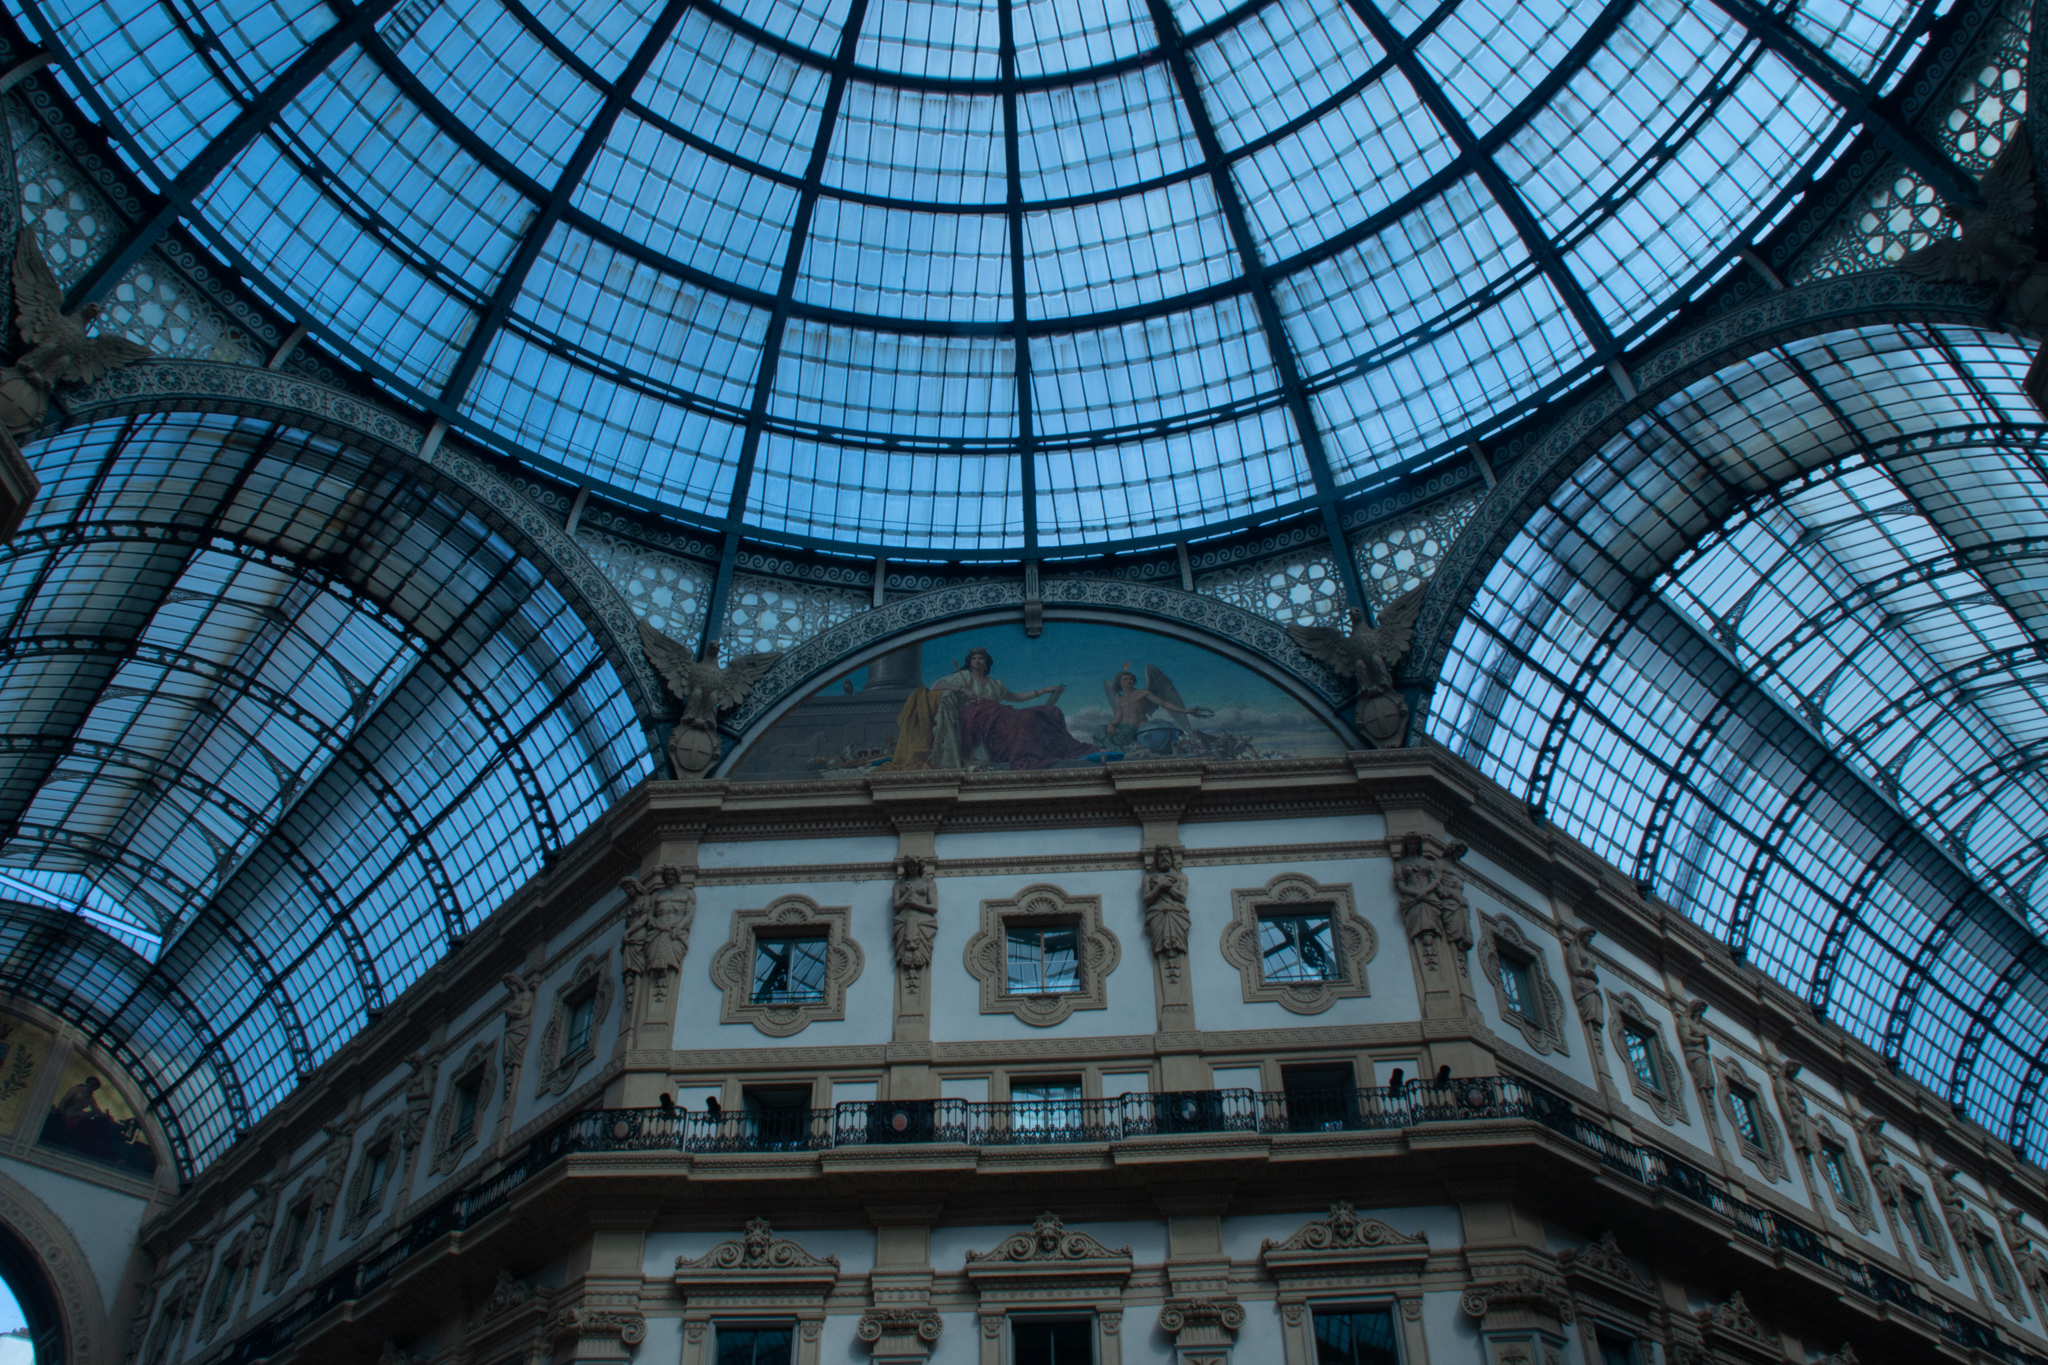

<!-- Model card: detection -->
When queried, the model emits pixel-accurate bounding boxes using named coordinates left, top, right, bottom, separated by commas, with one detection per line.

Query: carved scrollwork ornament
left=1459, top=1275, right=1576, bottom=1325
left=473, top=1268, right=532, bottom=1324
left=856, top=1308, right=943, bottom=1343
left=547, top=1307, right=646, bottom=1347
left=1159, top=1299, right=1246, bottom=1334
left=967, top=1211, right=1131, bottom=1263
left=1260, top=1201, right=1428, bottom=1254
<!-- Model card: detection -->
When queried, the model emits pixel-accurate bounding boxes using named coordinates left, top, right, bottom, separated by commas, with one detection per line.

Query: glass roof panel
left=1028, top=295, right=1281, bottom=437
left=854, top=0, right=1000, bottom=78
left=397, top=0, right=600, bottom=183
left=1021, top=178, right=1236, bottom=318
left=517, top=0, right=664, bottom=81
left=1433, top=322, right=2048, bottom=1158
left=1013, top=65, right=1202, bottom=202
left=635, top=10, right=831, bottom=179
left=1413, top=0, right=1594, bottom=135
left=1011, top=0, right=1150, bottom=76
left=747, top=429, right=1024, bottom=548
left=1191, top=0, right=1382, bottom=152
left=797, top=202, right=1011, bottom=320
left=1035, top=406, right=1311, bottom=546
left=1789, top=0, right=1919, bottom=81
left=823, top=84, right=1004, bottom=204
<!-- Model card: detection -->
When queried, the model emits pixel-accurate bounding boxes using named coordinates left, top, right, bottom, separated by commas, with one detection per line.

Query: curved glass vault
left=11, top=0, right=1931, bottom=552
left=0, top=413, right=650, bottom=1170
left=1433, top=323, right=2048, bottom=1161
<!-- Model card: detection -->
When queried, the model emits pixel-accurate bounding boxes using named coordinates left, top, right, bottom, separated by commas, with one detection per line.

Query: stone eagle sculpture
left=638, top=620, right=781, bottom=779
left=0, top=233, right=151, bottom=431
left=1286, top=584, right=1425, bottom=747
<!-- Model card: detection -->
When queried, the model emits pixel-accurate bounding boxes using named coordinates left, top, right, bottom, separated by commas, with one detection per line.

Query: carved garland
left=706, top=894, right=864, bottom=1037
left=1220, top=872, right=1375, bottom=1014
left=535, top=952, right=613, bottom=1097
left=428, top=1041, right=498, bottom=1176
left=1477, top=912, right=1568, bottom=1056
left=1606, top=989, right=1687, bottom=1126
left=963, top=884, right=1120, bottom=1027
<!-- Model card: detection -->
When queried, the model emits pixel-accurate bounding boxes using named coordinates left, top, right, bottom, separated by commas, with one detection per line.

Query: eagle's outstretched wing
left=1287, top=622, right=1362, bottom=677
left=1898, top=231, right=1991, bottom=282
left=72, top=333, right=152, bottom=383
left=13, top=233, right=63, bottom=344
left=638, top=620, right=702, bottom=700
left=713, top=648, right=782, bottom=708
left=1367, top=584, right=1426, bottom=663
left=1981, top=136, right=2036, bottom=243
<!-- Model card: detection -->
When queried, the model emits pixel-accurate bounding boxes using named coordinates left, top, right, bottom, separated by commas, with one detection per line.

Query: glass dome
left=17, top=0, right=1920, bottom=554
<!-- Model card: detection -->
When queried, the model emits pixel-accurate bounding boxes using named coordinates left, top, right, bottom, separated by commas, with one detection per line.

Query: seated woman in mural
left=890, top=647, right=1100, bottom=770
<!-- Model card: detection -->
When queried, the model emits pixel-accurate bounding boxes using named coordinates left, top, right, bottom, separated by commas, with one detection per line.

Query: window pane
left=1499, top=957, right=1533, bottom=1015
left=716, top=1326, right=795, bottom=1365
left=1260, top=912, right=1337, bottom=981
left=753, top=936, right=830, bottom=1003
left=1623, top=1028, right=1661, bottom=1090
left=1013, top=1318, right=1093, bottom=1365
left=1012, top=1080, right=1083, bottom=1131
left=1730, top=1092, right=1762, bottom=1147
left=1312, top=1306, right=1399, bottom=1365
left=566, top=995, right=596, bottom=1054
left=1007, top=925, right=1080, bottom=993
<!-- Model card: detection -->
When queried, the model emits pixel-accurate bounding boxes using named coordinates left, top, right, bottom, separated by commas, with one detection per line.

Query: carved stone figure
left=1392, top=833, right=1473, bottom=967
left=1141, top=844, right=1191, bottom=974
left=1856, top=1115, right=1904, bottom=1207
left=0, top=233, right=151, bottom=432
left=1676, top=999, right=1715, bottom=1099
left=638, top=622, right=782, bottom=779
left=1937, top=1166, right=1976, bottom=1247
left=500, top=971, right=536, bottom=1099
left=1564, top=926, right=1603, bottom=1031
left=1999, top=1205, right=2048, bottom=1306
left=241, top=1182, right=275, bottom=1305
left=124, top=1272, right=161, bottom=1365
left=473, top=1268, right=532, bottom=1324
left=890, top=855, right=938, bottom=980
left=621, top=865, right=694, bottom=1010
left=1286, top=585, right=1425, bottom=746
left=305, top=1123, right=351, bottom=1224
left=399, top=1054, right=432, bottom=1166
left=1767, top=1055, right=1814, bottom=1157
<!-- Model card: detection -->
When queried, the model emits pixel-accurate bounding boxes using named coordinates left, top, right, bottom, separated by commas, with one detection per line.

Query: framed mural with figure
left=39, top=1052, right=156, bottom=1176
left=729, top=621, right=1348, bottom=779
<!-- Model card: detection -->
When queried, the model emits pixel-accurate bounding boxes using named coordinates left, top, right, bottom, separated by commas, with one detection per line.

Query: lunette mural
left=729, top=622, right=1347, bottom=779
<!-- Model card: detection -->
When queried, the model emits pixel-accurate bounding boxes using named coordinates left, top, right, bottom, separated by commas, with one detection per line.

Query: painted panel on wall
left=731, top=622, right=1346, bottom=778
left=39, top=1053, right=156, bottom=1176
left=0, top=1018, right=53, bottom=1135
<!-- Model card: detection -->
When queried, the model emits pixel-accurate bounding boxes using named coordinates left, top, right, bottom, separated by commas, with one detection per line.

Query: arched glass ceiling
left=1431, top=323, right=2048, bottom=1158
left=0, top=413, right=651, bottom=1176
left=9, top=0, right=1940, bottom=552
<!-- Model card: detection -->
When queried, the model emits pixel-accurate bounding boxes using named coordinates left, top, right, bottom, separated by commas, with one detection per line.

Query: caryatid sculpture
left=1392, top=833, right=1472, bottom=974
left=1676, top=999, right=1715, bottom=1101
left=1141, top=844, right=1191, bottom=979
left=500, top=970, right=537, bottom=1100
left=1564, top=926, right=1603, bottom=1032
left=621, top=865, right=694, bottom=1012
left=891, top=855, right=938, bottom=991
left=638, top=621, right=783, bottom=780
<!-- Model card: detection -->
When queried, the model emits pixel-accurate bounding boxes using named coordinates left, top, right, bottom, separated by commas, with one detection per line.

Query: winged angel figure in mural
left=0, top=233, right=152, bottom=431
left=1286, top=584, right=1424, bottom=749
left=639, top=621, right=782, bottom=779
left=1899, top=138, right=2048, bottom=407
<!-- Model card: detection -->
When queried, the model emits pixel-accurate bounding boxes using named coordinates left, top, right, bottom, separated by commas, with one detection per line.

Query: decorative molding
left=1157, top=1299, right=1245, bottom=1335
left=0, top=1166, right=114, bottom=1365
left=1555, top=1231, right=1652, bottom=1301
left=963, top=884, right=1119, bottom=1027
left=1606, top=990, right=1687, bottom=1126
left=535, top=952, right=613, bottom=1097
left=339, top=1112, right=404, bottom=1241
left=855, top=1307, right=943, bottom=1345
left=428, top=1040, right=497, bottom=1176
left=1260, top=1202, right=1431, bottom=1286
left=1694, top=1291, right=1779, bottom=1363
left=473, top=1269, right=532, bottom=1324
left=1810, top=1114, right=1877, bottom=1235
left=1478, top=912, right=1568, bottom=1056
left=1219, top=871, right=1374, bottom=1014
left=546, top=1306, right=646, bottom=1352
left=673, top=1219, right=841, bottom=1335
left=1460, top=1274, right=1575, bottom=1326
left=58, top=361, right=664, bottom=716
left=1715, top=1057, right=1788, bottom=1182
left=706, top=894, right=864, bottom=1036
left=967, top=1213, right=1133, bottom=1266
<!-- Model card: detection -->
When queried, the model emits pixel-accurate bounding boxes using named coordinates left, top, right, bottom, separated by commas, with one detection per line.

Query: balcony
left=225, top=1077, right=2045, bottom=1365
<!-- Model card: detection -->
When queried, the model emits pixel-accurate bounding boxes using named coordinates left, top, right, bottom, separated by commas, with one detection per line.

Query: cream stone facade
left=106, top=750, right=2048, bottom=1365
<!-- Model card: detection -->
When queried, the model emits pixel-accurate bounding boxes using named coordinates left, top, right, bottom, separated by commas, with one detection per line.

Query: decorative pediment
left=1695, top=1291, right=1780, bottom=1363
left=473, top=1269, right=532, bottom=1325
left=674, top=1218, right=842, bottom=1310
left=1460, top=1274, right=1575, bottom=1328
left=964, top=1213, right=1134, bottom=1302
left=1260, top=1203, right=1431, bottom=1291
left=1556, top=1231, right=1653, bottom=1301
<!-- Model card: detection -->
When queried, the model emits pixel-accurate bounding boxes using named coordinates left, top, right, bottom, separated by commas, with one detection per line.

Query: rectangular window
left=1282, top=1063, right=1358, bottom=1131
left=1013, top=1318, right=1092, bottom=1364
left=206, top=1263, right=237, bottom=1324
left=1728, top=1089, right=1763, bottom=1149
left=752, top=935, right=830, bottom=1004
left=1982, top=1234, right=2016, bottom=1294
left=564, top=992, right=597, bottom=1057
left=359, top=1147, right=390, bottom=1212
left=1259, top=910, right=1337, bottom=981
left=1012, top=1079, right=1083, bottom=1133
left=1006, top=924, right=1080, bottom=994
left=281, top=1206, right=309, bottom=1263
left=1497, top=953, right=1536, bottom=1017
left=1820, top=1144, right=1855, bottom=1205
left=1594, top=1326, right=1640, bottom=1365
left=1311, top=1306, right=1399, bottom=1364
left=742, top=1087, right=814, bottom=1150
left=1621, top=1026, right=1662, bottom=1092
left=1907, top=1190, right=1939, bottom=1251
left=715, top=1324, right=794, bottom=1365
left=451, top=1075, right=481, bottom=1147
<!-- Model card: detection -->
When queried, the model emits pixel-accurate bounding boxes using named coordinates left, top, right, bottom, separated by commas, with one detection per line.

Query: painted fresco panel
left=0, top=1017, right=54, bottom=1135
left=730, top=622, right=1346, bottom=778
left=39, top=1051, right=156, bottom=1175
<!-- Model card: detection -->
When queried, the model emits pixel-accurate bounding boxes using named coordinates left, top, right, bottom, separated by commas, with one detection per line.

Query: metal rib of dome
left=10, top=0, right=1947, bottom=555
left=1431, top=323, right=2048, bottom=1161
